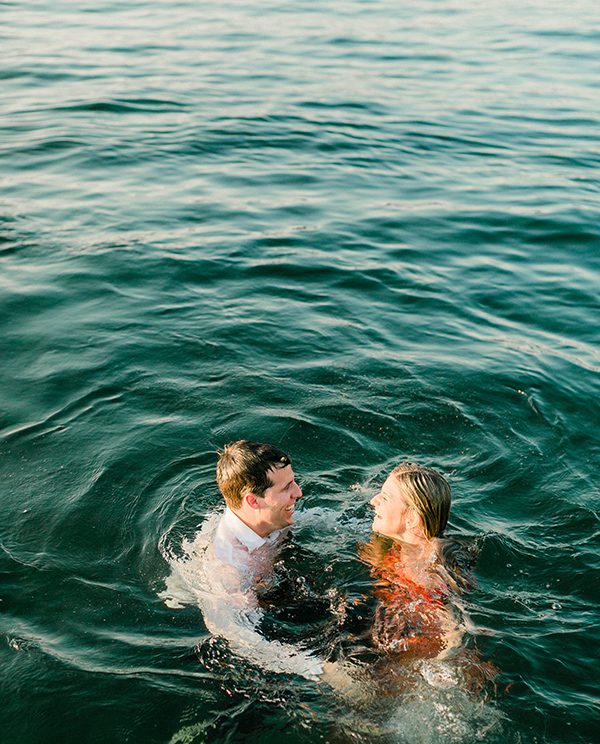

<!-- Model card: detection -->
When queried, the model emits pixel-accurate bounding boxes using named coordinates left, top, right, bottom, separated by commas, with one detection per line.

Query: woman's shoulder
left=436, top=535, right=479, bottom=594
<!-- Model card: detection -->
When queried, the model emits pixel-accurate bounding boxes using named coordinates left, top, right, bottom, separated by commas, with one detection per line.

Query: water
left=1, top=0, right=598, bottom=741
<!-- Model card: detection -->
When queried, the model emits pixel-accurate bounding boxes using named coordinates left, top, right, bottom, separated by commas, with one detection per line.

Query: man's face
left=256, top=464, right=302, bottom=535
left=369, top=474, right=412, bottom=539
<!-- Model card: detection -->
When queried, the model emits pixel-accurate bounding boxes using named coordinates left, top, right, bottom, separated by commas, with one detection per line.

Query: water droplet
left=551, top=602, right=561, bottom=610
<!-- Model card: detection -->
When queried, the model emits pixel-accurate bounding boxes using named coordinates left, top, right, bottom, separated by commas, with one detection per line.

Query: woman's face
left=369, top=473, right=413, bottom=539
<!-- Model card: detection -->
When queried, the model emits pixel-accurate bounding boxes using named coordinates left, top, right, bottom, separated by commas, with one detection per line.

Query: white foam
left=386, top=676, right=505, bottom=744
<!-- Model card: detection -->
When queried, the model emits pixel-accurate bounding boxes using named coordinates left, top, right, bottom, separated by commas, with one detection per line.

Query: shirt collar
left=223, top=507, right=283, bottom=552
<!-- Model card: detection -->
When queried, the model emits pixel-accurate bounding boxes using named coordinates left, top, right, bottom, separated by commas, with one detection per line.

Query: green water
left=1, top=1, right=598, bottom=742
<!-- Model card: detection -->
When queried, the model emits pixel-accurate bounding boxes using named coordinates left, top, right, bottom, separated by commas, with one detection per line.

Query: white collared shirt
left=206, top=508, right=288, bottom=598
left=212, top=507, right=286, bottom=570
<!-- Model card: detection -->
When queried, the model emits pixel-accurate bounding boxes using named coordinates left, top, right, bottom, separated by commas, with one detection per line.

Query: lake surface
left=1, top=1, right=598, bottom=742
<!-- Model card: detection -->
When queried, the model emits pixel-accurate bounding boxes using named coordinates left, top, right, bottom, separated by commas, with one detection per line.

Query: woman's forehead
left=382, top=473, right=401, bottom=494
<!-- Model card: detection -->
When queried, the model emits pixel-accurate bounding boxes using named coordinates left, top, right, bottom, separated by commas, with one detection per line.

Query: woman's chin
left=372, top=521, right=386, bottom=535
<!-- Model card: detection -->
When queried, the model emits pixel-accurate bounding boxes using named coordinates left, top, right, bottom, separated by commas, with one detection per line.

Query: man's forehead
left=267, top=463, right=293, bottom=484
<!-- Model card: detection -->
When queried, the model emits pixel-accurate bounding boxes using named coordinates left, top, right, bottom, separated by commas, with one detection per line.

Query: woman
left=361, top=462, right=475, bottom=663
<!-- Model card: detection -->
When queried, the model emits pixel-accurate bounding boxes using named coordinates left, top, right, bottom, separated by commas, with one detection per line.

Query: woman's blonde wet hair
left=391, top=461, right=451, bottom=539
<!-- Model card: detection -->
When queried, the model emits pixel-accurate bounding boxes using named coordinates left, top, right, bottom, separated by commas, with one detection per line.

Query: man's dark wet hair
left=216, top=440, right=291, bottom=509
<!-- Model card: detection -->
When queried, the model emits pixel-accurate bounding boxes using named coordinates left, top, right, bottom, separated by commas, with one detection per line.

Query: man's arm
left=200, top=553, right=324, bottom=680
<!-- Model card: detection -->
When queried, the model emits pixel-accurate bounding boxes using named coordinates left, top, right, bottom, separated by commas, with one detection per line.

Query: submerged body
left=161, top=506, right=324, bottom=679
left=362, top=536, right=465, bottom=663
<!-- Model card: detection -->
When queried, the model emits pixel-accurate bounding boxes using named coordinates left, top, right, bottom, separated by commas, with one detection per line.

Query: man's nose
left=370, top=494, right=379, bottom=507
left=293, top=482, right=302, bottom=499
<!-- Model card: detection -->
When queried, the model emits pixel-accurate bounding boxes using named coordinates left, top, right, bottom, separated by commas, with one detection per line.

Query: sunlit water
left=1, top=1, right=598, bottom=742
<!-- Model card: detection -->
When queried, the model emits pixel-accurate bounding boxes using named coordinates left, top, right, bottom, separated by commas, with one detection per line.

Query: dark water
left=1, top=1, right=599, bottom=742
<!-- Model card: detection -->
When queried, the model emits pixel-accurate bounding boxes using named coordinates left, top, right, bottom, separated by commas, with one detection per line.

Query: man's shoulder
left=212, top=508, right=252, bottom=564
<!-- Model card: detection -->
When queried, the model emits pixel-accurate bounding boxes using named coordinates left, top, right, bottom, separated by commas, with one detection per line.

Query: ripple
left=51, top=97, right=188, bottom=114
left=0, top=387, right=123, bottom=443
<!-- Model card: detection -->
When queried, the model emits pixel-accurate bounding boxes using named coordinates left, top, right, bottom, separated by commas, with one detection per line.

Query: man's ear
left=244, top=492, right=260, bottom=509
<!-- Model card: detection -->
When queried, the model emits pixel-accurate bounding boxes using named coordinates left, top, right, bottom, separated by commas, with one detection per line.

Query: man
left=161, top=440, right=356, bottom=687
left=199, top=440, right=324, bottom=679
left=212, top=440, right=302, bottom=583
